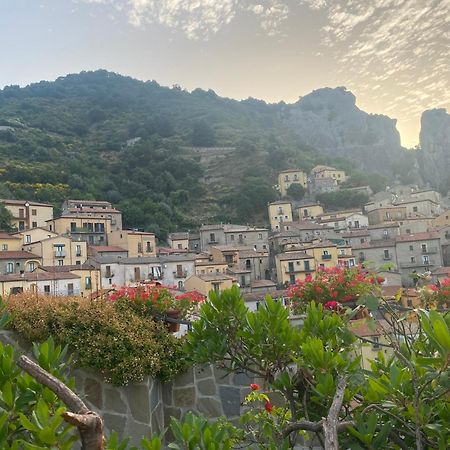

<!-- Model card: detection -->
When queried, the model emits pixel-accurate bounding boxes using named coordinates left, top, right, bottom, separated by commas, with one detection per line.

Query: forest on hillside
left=0, top=70, right=409, bottom=238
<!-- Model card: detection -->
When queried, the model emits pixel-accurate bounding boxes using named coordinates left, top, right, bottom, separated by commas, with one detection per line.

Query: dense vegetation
left=0, top=70, right=405, bottom=238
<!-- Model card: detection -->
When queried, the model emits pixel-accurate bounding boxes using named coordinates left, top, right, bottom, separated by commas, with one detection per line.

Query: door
left=134, top=267, right=141, bottom=281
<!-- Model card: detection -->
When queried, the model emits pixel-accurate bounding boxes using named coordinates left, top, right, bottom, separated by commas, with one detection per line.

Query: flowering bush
left=109, top=283, right=204, bottom=319
left=287, top=266, right=383, bottom=313
left=421, top=278, right=450, bottom=308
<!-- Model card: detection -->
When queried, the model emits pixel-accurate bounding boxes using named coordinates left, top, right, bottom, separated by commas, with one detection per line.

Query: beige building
left=397, top=217, right=433, bottom=235
left=62, top=200, right=122, bottom=231
left=0, top=232, right=22, bottom=252
left=109, top=230, right=156, bottom=257
left=25, top=235, right=88, bottom=267
left=367, top=206, right=407, bottom=225
left=278, top=169, right=307, bottom=196
left=296, top=203, right=324, bottom=220
left=184, top=273, right=236, bottom=297
left=311, top=165, right=346, bottom=184
left=167, top=232, right=190, bottom=251
left=195, top=260, right=228, bottom=275
left=302, top=242, right=339, bottom=271
left=393, top=198, right=440, bottom=218
left=432, top=211, right=450, bottom=228
left=1, top=199, right=53, bottom=231
left=275, top=251, right=316, bottom=285
left=0, top=251, right=42, bottom=275
left=268, top=201, right=293, bottom=231
left=15, top=227, right=58, bottom=245
left=47, top=216, right=111, bottom=246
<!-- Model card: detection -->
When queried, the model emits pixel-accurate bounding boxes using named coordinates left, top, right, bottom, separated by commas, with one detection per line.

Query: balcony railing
left=400, top=260, right=435, bottom=269
left=421, top=247, right=438, bottom=254
left=54, top=251, right=66, bottom=257
left=322, top=254, right=332, bottom=260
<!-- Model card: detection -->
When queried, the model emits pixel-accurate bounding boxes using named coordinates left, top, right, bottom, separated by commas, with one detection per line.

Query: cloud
left=78, top=0, right=289, bottom=39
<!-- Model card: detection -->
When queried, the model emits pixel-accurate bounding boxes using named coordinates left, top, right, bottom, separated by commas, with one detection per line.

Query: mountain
left=419, top=108, right=450, bottom=191
left=281, top=87, right=405, bottom=173
left=0, top=70, right=429, bottom=237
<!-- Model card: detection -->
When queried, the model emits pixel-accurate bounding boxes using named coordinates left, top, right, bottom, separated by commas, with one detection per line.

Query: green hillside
left=0, top=70, right=386, bottom=238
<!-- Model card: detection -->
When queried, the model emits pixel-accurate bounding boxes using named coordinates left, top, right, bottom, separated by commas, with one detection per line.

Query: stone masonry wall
left=0, top=330, right=253, bottom=445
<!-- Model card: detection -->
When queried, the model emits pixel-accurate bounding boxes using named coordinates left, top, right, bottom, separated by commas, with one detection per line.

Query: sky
left=1, top=0, right=449, bottom=147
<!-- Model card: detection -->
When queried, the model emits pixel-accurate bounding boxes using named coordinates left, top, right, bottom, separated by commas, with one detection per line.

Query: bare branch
left=323, top=376, right=347, bottom=449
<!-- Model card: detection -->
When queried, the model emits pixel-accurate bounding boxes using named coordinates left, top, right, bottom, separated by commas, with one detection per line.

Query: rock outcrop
left=281, top=87, right=404, bottom=173
left=419, top=109, right=450, bottom=189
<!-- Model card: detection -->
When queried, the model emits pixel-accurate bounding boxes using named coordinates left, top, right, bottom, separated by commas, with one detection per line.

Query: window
left=137, top=243, right=143, bottom=254
left=263, top=244, right=267, bottom=250
left=212, top=282, right=220, bottom=293
left=70, top=222, right=77, bottom=232
left=177, top=243, right=182, bottom=249
left=409, top=245, right=414, bottom=251
left=105, top=266, right=111, bottom=278
left=410, top=256, right=416, bottom=263
left=422, top=255, right=429, bottom=265
left=258, top=233, right=263, bottom=239
left=67, top=283, right=74, bottom=296
left=230, top=234, right=234, bottom=241
left=25, top=235, right=31, bottom=243
left=6, top=262, right=14, bottom=273
left=304, top=260, right=310, bottom=271
left=284, top=175, right=289, bottom=182
left=240, top=275, right=246, bottom=286
left=32, top=222, right=37, bottom=228
left=421, top=243, right=427, bottom=253
left=44, top=285, right=51, bottom=295
left=2, top=244, right=7, bottom=251
left=384, top=249, right=390, bottom=260
left=31, top=209, right=37, bottom=216
left=413, top=206, right=418, bottom=212
left=294, top=174, right=298, bottom=181
left=76, top=245, right=82, bottom=256
left=58, top=259, right=64, bottom=266
left=372, top=337, right=380, bottom=349
left=354, top=220, right=360, bottom=228
left=278, top=207, right=284, bottom=214
left=360, top=238, right=365, bottom=244
left=18, top=208, right=24, bottom=218
left=27, top=262, right=35, bottom=272
left=75, top=260, right=81, bottom=265
left=383, top=229, right=388, bottom=236
left=288, top=262, right=294, bottom=273
left=406, top=228, right=411, bottom=234
left=19, top=221, right=25, bottom=231
left=289, top=274, right=295, bottom=285
left=239, top=234, right=243, bottom=242
left=209, top=233, right=216, bottom=243
left=245, top=259, right=251, bottom=270
left=178, top=281, right=183, bottom=290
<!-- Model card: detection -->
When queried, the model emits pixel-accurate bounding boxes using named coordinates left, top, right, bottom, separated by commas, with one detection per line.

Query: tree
left=286, top=183, right=306, bottom=200
left=190, top=120, right=216, bottom=147
left=0, top=204, right=14, bottom=231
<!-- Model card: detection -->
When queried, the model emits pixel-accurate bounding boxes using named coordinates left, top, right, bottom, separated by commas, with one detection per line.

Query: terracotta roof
left=168, top=232, right=189, bottom=240
left=349, top=319, right=393, bottom=337
left=279, top=169, right=305, bottom=173
left=194, top=273, right=236, bottom=282
left=340, top=230, right=370, bottom=237
left=195, top=261, right=226, bottom=267
left=368, top=223, right=400, bottom=229
left=250, top=279, right=277, bottom=288
left=317, top=217, right=347, bottom=223
left=433, top=267, right=450, bottom=276
left=38, top=264, right=97, bottom=272
left=243, top=289, right=286, bottom=303
left=0, top=232, right=20, bottom=240
left=0, top=251, right=40, bottom=260
left=381, top=285, right=403, bottom=298
left=282, top=221, right=332, bottom=230
left=91, top=246, right=127, bottom=253
left=157, top=247, right=188, bottom=255
left=312, top=165, right=340, bottom=173
left=268, top=200, right=292, bottom=206
left=0, top=199, right=52, bottom=207
left=395, top=232, right=440, bottom=242
left=0, top=272, right=80, bottom=282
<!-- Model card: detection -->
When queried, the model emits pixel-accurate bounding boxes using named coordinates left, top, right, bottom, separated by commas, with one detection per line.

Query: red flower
left=250, top=383, right=259, bottom=391
left=264, top=401, right=273, bottom=413
left=376, top=276, right=385, bottom=284
left=324, top=301, right=338, bottom=310
left=315, top=286, right=324, bottom=294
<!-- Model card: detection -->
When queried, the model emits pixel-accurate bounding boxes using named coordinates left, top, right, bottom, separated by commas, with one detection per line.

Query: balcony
left=174, top=270, right=188, bottom=279
left=400, top=260, right=435, bottom=269
left=382, top=253, right=392, bottom=260
left=421, top=247, right=438, bottom=254
left=322, top=254, right=332, bottom=260
left=54, top=251, right=66, bottom=257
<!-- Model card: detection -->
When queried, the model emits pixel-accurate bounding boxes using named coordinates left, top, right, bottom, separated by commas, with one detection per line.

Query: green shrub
left=6, top=294, right=187, bottom=385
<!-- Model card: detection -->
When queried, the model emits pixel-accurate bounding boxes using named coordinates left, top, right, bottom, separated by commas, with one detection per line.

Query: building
left=195, top=260, right=229, bottom=275
left=395, top=232, right=443, bottom=285
left=36, top=264, right=101, bottom=298
left=0, top=251, right=42, bottom=275
left=311, top=176, right=338, bottom=193
left=316, top=216, right=348, bottom=232
left=267, top=201, right=293, bottom=231
left=367, top=223, right=400, bottom=241
left=397, top=217, right=433, bottom=235
left=0, top=271, right=81, bottom=297
left=25, top=235, right=88, bottom=267
left=61, top=200, right=122, bottom=231
left=47, top=216, right=111, bottom=246
left=295, top=203, right=324, bottom=220
left=184, top=273, right=236, bottom=297
left=90, top=255, right=162, bottom=288
left=346, top=213, right=369, bottom=230
left=392, top=198, right=440, bottom=218
left=199, top=224, right=269, bottom=252
left=108, top=230, right=156, bottom=257
left=277, top=169, right=307, bottom=196
left=337, top=245, right=356, bottom=268
left=0, top=199, right=53, bottom=231
left=89, top=246, right=128, bottom=258
left=0, top=232, right=22, bottom=252
left=15, top=227, right=58, bottom=245
left=167, top=232, right=190, bottom=251
left=311, top=165, right=346, bottom=184
left=275, top=251, right=316, bottom=285
left=159, top=254, right=197, bottom=290
left=367, top=206, right=407, bottom=225
left=352, top=239, right=398, bottom=269
left=432, top=210, right=450, bottom=228
left=341, top=230, right=371, bottom=248
left=301, top=241, right=339, bottom=271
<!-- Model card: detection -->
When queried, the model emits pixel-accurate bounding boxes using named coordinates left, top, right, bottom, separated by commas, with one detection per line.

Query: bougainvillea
left=109, top=283, right=204, bottom=319
left=287, top=266, right=383, bottom=313
left=421, top=278, right=450, bottom=308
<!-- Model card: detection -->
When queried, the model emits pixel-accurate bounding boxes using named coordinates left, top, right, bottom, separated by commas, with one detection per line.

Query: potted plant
left=108, top=284, right=205, bottom=332
left=287, top=266, right=383, bottom=316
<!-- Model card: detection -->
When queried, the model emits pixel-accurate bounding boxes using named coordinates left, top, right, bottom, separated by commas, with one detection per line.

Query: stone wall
left=0, top=330, right=252, bottom=446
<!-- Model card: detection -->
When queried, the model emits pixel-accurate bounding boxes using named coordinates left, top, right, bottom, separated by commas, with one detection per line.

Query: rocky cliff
left=281, top=87, right=404, bottom=173
left=419, top=108, right=450, bottom=190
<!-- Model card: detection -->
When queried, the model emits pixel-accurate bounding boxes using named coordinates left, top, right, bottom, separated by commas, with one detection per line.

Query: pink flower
left=324, top=301, right=338, bottom=310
